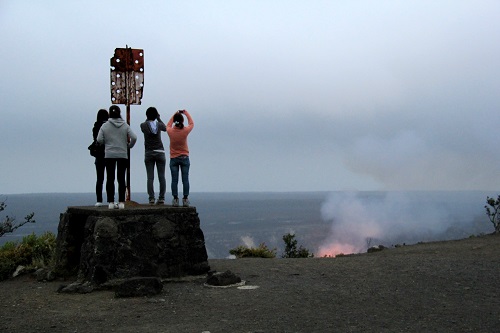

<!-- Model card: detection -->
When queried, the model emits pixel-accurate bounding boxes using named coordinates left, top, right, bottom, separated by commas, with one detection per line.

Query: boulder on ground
left=206, top=270, right=242, bottom=286
left=114, top=277, right=163, bottom=298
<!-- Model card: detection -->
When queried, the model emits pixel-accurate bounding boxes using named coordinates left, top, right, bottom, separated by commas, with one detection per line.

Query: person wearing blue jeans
left=140, top=107, right=167, bottom=205
left=167, top=110, right=194, bottom=207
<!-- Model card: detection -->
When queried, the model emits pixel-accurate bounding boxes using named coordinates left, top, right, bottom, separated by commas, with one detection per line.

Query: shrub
left=0, top=258, right=16, bottom=281
left=229, top=243, right=277, bottom=258
left=0, top=232, right=56, bottom=281
left=484, top=196, right=500, bottom=234
left=0, top=199, right=35, bottom=237
left=282, top=233, right=313, bottom=258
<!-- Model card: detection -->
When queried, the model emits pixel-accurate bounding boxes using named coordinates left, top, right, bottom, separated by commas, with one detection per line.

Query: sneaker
left=108, top=202, right=118, bottom=209
left=156, top=199, right=165, bottom=205
left=182, top=198, right=190, bottom=207
left=172, top=198, right=179, bottom=207
left=95, top=202, right=105, bottom=207
left=149, top=198, right=155, bottom=205
left=118, top=202, right=125, bottom=209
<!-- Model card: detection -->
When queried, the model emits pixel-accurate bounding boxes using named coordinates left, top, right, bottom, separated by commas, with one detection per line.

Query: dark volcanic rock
left=54, top=205, right=210, bottom=286
left=367, top=245, right=386, bottom=253
left=114, top=277, right=163, bottom=298
left=57, top=281, right=95, bottom=294
left=206, top=270, right=242, bottom=286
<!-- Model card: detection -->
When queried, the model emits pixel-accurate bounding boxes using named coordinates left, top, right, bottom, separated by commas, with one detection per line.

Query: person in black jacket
left=92, top=109, right=108, bottom=206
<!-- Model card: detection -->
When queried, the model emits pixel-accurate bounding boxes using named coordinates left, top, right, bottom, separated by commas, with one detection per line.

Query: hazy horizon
left=1, top=191, right=494, bottom=258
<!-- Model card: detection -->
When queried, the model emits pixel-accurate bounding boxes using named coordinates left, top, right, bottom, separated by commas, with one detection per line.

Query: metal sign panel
left=110, top=48, right=144, bottom=105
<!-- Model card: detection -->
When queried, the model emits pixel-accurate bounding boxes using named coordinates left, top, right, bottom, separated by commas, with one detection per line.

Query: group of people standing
left=91, top=105, right=194, bottom=209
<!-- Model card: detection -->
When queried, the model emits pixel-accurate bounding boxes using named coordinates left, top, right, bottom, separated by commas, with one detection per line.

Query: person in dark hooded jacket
left=140, top=107, right=167, bottom=205
left=92, top=109, right=109, bottom=207
left=97, top=105, right=137, bottom=209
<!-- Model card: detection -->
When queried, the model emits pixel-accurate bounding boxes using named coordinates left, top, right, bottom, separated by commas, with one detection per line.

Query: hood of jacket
left=108, top=118, right=126, bottom=128
left=147, top=120, right=158, bottom=134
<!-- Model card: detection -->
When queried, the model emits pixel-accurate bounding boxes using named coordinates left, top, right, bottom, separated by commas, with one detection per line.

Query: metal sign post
left=110, top=46, right=144, bottom=201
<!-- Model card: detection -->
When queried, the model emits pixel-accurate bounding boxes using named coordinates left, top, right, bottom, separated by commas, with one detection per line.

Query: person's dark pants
left=145, top=151, right=166, bottom=201
left=105, top=158, right=128, bottom=203
left=95, top=157, right=106, bottom=203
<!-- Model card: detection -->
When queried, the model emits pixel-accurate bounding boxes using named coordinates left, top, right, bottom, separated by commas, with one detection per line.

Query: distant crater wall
left=54, top=206, right=210, bottom=285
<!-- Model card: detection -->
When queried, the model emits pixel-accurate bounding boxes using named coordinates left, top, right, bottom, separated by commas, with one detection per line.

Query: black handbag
left=88, top=141, right=100, bottom=157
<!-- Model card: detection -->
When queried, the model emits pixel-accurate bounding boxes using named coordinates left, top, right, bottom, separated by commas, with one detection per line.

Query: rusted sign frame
left=110, top=46, right=144, bottom=201
left=110, top=48, right=144, bottom=105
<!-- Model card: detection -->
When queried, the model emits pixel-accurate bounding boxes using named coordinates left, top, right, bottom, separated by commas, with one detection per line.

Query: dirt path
left=1, top=234, right=499, bottom=333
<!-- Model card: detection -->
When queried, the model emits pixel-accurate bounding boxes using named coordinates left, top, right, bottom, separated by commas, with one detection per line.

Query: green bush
left=0, top=232, right=56, bottom=281
left=229, top=233, right=314, bottom=259
left=229, top=243, right=277, bottom=258
left=0, top=258, right=16, bottom=281
left=282, top=233, right=313, bottom=258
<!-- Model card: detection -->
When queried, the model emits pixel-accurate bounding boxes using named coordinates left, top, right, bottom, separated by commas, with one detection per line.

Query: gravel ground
left=1, top=234, right=499, bottom=333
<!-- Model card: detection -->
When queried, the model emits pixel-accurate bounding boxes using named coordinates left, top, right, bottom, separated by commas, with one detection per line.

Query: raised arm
left=167, top=113, right=175, bottom=128
left=157, top=114, right=167, bottom=132
left=182, top=110, right=194, bottom=128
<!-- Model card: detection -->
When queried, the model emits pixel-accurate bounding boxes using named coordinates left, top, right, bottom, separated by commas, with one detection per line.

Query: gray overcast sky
left=1, top=0, right=500, bottom=195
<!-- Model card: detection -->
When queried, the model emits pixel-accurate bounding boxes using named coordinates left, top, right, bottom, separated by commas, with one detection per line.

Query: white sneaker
left=95, top=202, right=105, bottom=207
left=118, top=202, right=125, bottom=209
left=108, top=202, right=118, bottom=209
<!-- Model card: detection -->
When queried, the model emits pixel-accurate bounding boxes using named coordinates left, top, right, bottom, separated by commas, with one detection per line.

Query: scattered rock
left=206, top=270, right=242, bottom=286
left=114, top=277, right=163, bottom=298
left=34, top=268, right=56, bottom=282
left=367, top=245, right=386, bottom=253
left=12, top=265, right=26, bottom=278
left=57, top=281, right=95, bottom=294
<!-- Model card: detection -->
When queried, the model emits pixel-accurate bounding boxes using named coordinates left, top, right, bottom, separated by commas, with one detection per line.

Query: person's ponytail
left=173, top=113, right=184, bottom=129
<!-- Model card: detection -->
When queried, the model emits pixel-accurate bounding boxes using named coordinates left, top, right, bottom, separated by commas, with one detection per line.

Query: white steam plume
left=317, top=191, right=453, bottom=256
left=241, top=235, right=256, bottom=248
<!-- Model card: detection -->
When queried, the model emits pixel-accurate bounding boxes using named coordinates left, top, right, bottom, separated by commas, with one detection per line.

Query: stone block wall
left=54, top=206, right=210, bottom=285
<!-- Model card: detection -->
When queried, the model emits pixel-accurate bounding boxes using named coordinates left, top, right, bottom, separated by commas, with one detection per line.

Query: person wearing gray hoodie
left=97, top=105, right=137, bottom=209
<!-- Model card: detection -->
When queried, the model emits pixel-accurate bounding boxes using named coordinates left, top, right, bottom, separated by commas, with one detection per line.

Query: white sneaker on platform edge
left=95, top=202, right=105, bottom=207
left=108, top=202, right=118, bottom=209
left=118, top=202, right=125, bottom=209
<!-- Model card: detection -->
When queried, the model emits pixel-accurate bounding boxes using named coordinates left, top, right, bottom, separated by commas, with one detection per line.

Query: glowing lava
left=317, top=242, right=360, bottom=257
